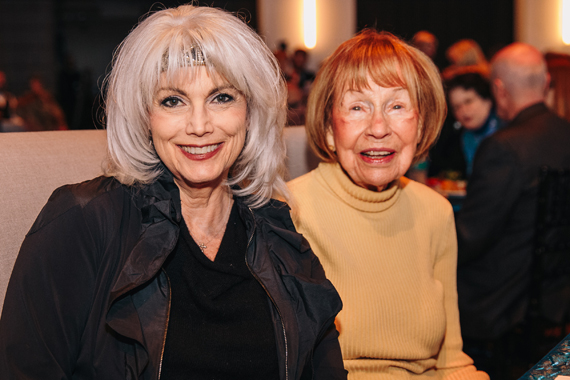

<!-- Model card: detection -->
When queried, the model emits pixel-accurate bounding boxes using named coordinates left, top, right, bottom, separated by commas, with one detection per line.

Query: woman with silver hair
left=0, top=5, right=345, bottom=380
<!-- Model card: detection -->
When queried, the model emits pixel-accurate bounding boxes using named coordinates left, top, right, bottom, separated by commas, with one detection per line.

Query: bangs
left=332, top=36, right=416, bottom=106
left=141, top=21, right=253, bottom=110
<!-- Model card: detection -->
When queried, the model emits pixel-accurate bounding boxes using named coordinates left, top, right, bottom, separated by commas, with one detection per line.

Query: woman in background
left=446, top=73, right=504, bottom=177
left=429, top=72, right=504, bottom=179
left=442, top=39, right=490, bottom=80
left=288, top=30, right=488, bottom=379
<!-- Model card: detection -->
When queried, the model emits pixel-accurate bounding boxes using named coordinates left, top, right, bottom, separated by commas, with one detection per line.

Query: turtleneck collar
left=315, top=162, right=401, bottom=213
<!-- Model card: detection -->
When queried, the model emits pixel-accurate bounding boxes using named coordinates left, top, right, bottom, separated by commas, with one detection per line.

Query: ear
left=544, top=72, right=552, bottom=97
left=492, top=78, right=506, bottom=100
left=326, top=128, right=335, bottom=152
left=416, top=117, right=423, bottom=141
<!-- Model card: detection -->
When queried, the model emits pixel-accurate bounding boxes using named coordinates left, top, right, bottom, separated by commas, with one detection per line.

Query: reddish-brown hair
left=306, top=29, right=446, bottom=163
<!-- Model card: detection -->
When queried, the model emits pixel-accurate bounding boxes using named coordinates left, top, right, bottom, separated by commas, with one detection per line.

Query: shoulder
left=250, top=198, right=316, bottom=263
left=253, top=198, right=296, bottom=232
left=398, top=178, right=455, bottom=231
left=287, top=169, right=318, bottom=194
left=400, top=177, right=452, bottom=210
left=28, top=176, right=129, bottom=235
left=497, top=108, right=570, bottom=140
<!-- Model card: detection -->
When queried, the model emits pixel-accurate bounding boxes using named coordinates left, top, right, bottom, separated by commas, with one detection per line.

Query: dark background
left=0, top=0, right=513, bottom=129
left=357, top=0, right=514, bottom=70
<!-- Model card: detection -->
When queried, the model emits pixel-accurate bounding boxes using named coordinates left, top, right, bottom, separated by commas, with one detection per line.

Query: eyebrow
left=208, top=84, right=237, bottom=97
left=156, top=87, right=187, bottom=97
left=155, top=83, right=238, bottom=98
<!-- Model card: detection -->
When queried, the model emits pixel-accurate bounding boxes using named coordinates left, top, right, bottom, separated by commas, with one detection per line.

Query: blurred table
left=426, top=178, right=466, bottom=213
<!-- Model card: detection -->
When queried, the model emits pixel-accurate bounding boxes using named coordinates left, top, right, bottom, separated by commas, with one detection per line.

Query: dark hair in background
left=445, top=72, right=492, bottom=101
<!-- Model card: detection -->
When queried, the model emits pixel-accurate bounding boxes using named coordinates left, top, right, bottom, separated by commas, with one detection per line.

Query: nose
left=185, top=105, right=213, bottom=136
left=367, top=108, right=391, bottom=139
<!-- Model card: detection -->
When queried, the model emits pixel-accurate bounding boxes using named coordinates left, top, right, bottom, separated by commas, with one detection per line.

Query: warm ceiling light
left=563, top=0, right=570, bottom=44
left=304, top=0, right=317, bottom=49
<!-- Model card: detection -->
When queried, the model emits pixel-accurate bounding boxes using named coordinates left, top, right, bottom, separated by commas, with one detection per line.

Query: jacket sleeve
left=311, top=322, right=347, bottom=380
left=456, top=137, right=522, bottom=265
left=308, top=253, right=347, bottom=380
left=0, top=187, right=99, bottom=379
left=432, top=208, right=490, bottom=380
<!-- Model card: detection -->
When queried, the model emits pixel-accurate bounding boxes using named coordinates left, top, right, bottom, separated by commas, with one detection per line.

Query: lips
left=362, top=150, right=393, bottom=157
left=360, top=149, right=395, bottom=163
left=180, top=143, right=220, bottom=155
left=178, top=142, right=223, bottom=160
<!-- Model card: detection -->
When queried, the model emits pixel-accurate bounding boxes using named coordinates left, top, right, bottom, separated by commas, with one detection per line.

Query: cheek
left=331, top=111, right=361, bottom=151
left=401, top=113, right=420, bottom=142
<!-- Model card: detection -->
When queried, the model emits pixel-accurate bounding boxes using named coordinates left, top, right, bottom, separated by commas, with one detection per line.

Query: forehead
left=335, top=63, right=407, bottom=96
left=336, top=73, right=409, bottom=102
left=159, top=66, right=223, bottom=85
left=158, top=66, right=227, bottom=88
left=449, top=87, right=479, bottom=103
left=341, top=84, right=408, bottom=98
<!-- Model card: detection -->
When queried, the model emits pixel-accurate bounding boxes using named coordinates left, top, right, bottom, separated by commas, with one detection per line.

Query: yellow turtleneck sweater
left=287, top=163, right=488, bottom=380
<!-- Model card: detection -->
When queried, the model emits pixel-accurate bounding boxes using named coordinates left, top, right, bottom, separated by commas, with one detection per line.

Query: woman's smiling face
left=331, top=78, right=419, bottom=192
left=149, top=67, right=247, bottom=190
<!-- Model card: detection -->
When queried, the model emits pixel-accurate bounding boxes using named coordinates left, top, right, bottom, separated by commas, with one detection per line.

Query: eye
left=351, top=105, right=362, bottom=111
left=213, top=93, right=235, bottom=103
left=393, top=104, right=403, bottom=110
left=161, top=96, right=182, bottom=107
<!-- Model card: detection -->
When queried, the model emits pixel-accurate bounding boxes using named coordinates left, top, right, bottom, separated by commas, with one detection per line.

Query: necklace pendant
left=198, top=243, right=207, bottom=252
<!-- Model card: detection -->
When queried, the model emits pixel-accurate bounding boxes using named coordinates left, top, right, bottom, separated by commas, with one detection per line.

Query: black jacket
left=0, top=172, right=346, bottom=380
left=456, top=103, right=570, bottom=340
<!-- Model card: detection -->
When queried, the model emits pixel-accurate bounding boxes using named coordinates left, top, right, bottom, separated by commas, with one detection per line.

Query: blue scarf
left=461, top=109, right=504, bottom=177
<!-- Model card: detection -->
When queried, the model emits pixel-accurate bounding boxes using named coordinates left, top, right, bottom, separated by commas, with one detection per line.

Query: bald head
left=490, top=43, right=549, bottom=120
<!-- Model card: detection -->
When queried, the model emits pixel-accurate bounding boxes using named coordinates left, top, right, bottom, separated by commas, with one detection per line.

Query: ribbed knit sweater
left=287, top=163, right=488, bottom=380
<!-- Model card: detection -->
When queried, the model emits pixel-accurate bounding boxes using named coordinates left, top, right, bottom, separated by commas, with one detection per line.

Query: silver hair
left=103, top=4, right=289, bottom=208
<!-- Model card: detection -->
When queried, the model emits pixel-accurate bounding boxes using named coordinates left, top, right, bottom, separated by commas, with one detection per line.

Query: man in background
left=456, top=43, right=570, bottom=379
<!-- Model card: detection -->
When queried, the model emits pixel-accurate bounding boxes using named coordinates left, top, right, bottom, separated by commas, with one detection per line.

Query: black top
left=161, top=201, right=280, bottom=380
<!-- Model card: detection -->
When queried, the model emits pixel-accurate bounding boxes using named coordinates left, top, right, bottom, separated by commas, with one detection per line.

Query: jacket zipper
left=243, top=207, right=289, bottom=380
left=157, top=269, right=172, bottom=380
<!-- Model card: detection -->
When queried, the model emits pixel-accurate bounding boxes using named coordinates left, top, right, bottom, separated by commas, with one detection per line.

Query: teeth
left=363, top=151, right=392, bottom=156
left=181, top=144, right=220, bottom=155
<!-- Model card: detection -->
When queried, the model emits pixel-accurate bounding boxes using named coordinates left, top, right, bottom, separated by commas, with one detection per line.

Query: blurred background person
left=456, top=42, right=570, bottom=380
left=17, top=75, right=67, bottom=131
left=273, top=40, right=290, bottom=74
left=287, top=49, right=316, bottom=126
left=428, top=72, right=504, bottom=180
left=406, top=30, right=440, bottom=183
left=288, top=30, right=488, bottom=379
left=0, top=70, right=24, bottom=132
left=291, top=49, right=315, bottom=92
left=443, top=39, right=490, bottom=80
left=0, top=71, right=16, bottom=122
left=412, top=30, right=438, bottom=62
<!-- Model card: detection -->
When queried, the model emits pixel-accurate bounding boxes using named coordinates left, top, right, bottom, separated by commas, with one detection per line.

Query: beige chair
left=0, top=130, right=107, bottom=313
left=0, top=126, right=317, bottom=313
left=283, top=125, right=320, bottom=180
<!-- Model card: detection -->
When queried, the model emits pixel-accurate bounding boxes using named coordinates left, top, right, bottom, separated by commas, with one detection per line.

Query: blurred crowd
left=0, top=56, right=99, bottom=133
left=0, top=72, right=67, bottom=132
left=273, top=42, right=316, bottom=126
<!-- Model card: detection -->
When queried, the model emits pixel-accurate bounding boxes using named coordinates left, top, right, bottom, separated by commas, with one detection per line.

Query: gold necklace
left=189, top=197, right=233, bottom=253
